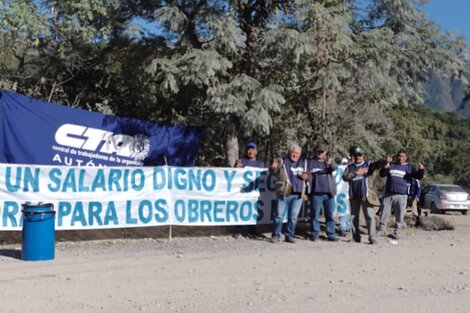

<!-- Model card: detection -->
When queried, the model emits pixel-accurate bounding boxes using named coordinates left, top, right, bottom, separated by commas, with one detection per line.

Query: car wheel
left=430, top=203, right=438, bottom=214
left=462, top=210, right=468, bottom=216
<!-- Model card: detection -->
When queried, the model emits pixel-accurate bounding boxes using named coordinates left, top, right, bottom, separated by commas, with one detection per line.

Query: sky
left=423, top=0, right=470, bottom=47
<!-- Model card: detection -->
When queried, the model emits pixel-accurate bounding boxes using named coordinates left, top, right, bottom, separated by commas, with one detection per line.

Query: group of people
left=235, top=141, right=425, bottom=244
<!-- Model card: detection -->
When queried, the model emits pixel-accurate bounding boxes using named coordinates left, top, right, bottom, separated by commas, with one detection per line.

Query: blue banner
left=0, top=90, right=202, bottom=167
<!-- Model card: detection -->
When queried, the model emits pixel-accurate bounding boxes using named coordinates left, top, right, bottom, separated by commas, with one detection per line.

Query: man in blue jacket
left=233, top=142, right=265, bottom=238
left=342, top=147, right=385, bottom=244
left=269, top=144, right=308, bottom=243
left=234, top=142, right=265, bottom=169
left=308, top=144, right=338, bottom=242
left=378, top=150, right=425, bottom=239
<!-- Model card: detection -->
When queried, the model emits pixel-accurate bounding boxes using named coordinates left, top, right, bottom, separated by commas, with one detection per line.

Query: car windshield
left=439, top=186, right=465, bottom=193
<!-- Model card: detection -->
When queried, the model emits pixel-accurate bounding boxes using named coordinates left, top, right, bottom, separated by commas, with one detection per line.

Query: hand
left=299, top=172, right=309, bottom=181
left=235, top=160, right=242, bottom=168
left=384, top=154, right=392, bottom=168
left=270, top=159, right=280, bottom=171
left=356, top=167, right=367, bottom=176
left=302, top=194, right=309, bottom=201
left=418, top=162, right=426, bottom=170
left=325, top=157, right=332, bottom=165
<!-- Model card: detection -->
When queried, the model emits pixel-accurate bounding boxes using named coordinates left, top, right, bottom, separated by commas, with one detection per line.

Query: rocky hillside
left=424, top=65, right=470, bottom=116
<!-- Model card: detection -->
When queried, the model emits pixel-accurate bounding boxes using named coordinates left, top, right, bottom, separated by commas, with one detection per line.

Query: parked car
left=420, top=184, right=470, bottom=215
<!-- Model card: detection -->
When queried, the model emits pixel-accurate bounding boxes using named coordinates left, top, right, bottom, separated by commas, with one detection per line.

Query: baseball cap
left=246, top=142, right=257, bottom=149
left=348, top=146, right=357, bottom=155
left=352, top=147, right=364, bottom=156
left=314, top=143, right=328, bottom=152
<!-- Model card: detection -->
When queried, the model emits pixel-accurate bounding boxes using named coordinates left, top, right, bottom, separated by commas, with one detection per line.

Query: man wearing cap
left=378, top=149, right=425, bottom=239
left=234, top=142, right=265, bottom=168
left=233, top=142, right=265, bottom=238
left=307, top=144, right=338, bottom=242
left=269, top=144, right=308, bottom=243
left=342, top=147, right=384, bottom=244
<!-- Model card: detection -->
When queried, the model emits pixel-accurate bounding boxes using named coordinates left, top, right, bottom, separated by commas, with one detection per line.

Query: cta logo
left=54, top=123, right=150, bottom=160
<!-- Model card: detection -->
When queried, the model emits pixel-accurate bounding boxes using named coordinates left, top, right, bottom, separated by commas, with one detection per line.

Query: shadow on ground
left=0, top=213, right=458, bottom=245
left=0, top=249, right=21, bottom=259
left=0, top=225, right=274, bottom=244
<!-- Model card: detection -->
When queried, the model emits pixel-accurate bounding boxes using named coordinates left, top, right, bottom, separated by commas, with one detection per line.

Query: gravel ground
left=1, top=213, right=470, bottom=313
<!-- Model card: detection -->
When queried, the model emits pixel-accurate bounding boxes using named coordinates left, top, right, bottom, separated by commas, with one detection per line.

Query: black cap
left=314, top=144, right=328, bottom=152
left=352, top=147, right=364, bottom=156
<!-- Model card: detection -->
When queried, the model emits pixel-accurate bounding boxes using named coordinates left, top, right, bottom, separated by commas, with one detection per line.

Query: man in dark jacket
left=233, top=142, right=265, bottom=238
left=269, top=144, right=308, bottom=243
left=234, top=142, right=265, bottom=169
left=378, top=150, right=425, bottom=239
left=308, top=144, right=338, bottom=242
left=342, top=147, right=384, bottom=244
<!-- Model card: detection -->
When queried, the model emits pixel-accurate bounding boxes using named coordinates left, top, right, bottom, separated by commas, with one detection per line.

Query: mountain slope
left=424, top=66, right=470, bottom=116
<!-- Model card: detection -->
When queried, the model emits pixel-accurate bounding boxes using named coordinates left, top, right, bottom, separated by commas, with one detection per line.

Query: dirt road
left=1, top=214, right=470, bottom=313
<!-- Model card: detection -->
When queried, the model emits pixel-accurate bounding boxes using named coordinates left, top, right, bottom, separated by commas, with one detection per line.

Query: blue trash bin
left=21, top=203, right=56, bottom=261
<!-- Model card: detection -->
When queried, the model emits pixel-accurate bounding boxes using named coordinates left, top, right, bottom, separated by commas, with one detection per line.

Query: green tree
left=146, top=1, right=290, bottom=166
left=0, top=0, right=468, bottom=171
left=385, top=105, right=470, bottom=190
left=0, top=0, right=48, bottom=91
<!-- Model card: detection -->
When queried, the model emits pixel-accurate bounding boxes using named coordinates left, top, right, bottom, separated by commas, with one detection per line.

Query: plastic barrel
left=21, top=203, right=56, bottom=261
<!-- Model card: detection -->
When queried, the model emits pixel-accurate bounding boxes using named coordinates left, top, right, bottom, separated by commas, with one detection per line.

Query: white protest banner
left=0, top=164, right=278, bottom=230
left=0, top=163, right=349, bottom=230
left=333, top=165, right=350, bottom=217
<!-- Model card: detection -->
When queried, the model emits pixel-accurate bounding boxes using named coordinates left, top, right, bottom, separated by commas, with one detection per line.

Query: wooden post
left=163, top=156, right=172, bottom=242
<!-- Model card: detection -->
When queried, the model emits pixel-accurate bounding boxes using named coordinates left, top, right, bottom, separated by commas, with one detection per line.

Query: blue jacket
left=282, top=156, right=307, bottom=194
left=408, top=179, right=421, bottom=197
left=237, top=157, right=265, bottom=168
left=345, top=161, right=370, bottom=199
left=307, top=158, right=338, bottom=196
left=380, top=163, right=424, bottom=195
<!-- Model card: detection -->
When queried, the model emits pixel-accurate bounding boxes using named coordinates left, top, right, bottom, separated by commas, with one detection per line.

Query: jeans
left=339, top=212, right=351, bottom=233
left=272, top=194, right=304, bottom=239
left=311, top=194, right=336, bottom=239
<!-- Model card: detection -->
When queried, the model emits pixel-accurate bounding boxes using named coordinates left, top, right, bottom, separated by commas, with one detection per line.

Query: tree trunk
left=226, top=117, right=239, bottom=167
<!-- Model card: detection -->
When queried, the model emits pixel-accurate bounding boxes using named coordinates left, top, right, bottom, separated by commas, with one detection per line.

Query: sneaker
left=392, top=231, right=400, bottom=240
left=369, top=239, right=378, bottom=245
left=377, top=229, right=387, bottom=237
left=327, top=237, right=339, bottom=242
left=285, top=236, right=296, bottom=243
left=309, top=236, right=317, bottom=242
left=270, top=237, right=280, bottom=243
